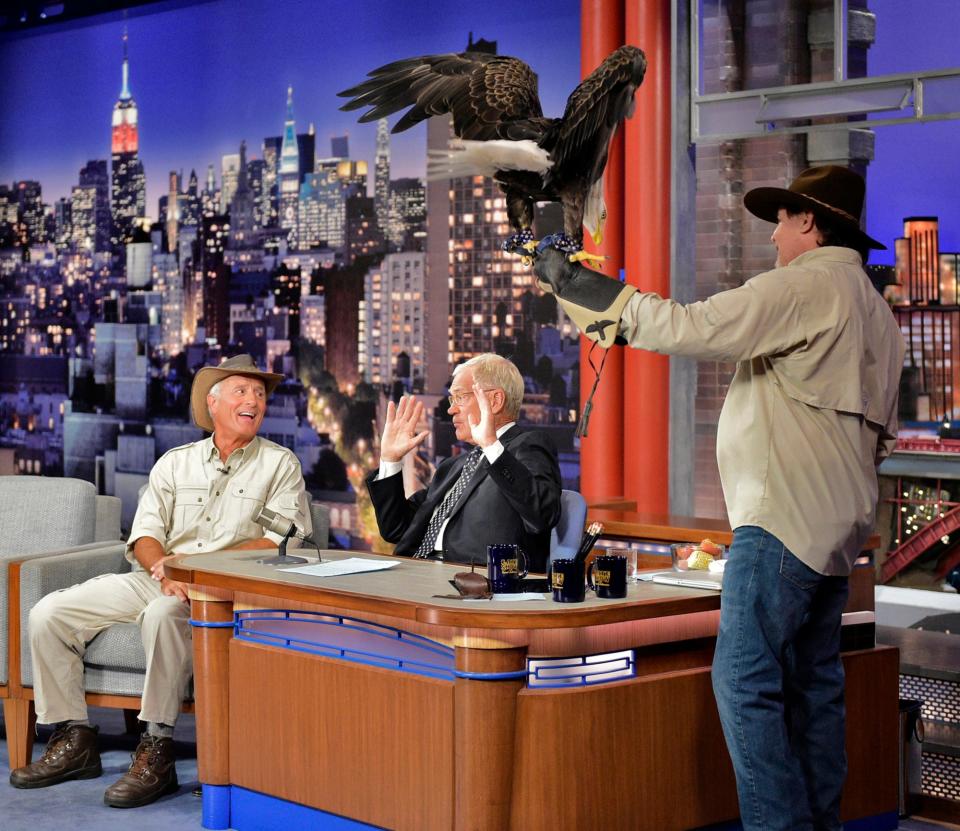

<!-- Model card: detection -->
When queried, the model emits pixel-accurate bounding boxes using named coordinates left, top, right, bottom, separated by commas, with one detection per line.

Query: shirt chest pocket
left=174, top=485, right=208, bottom=528
left=230, top=483, right=268, bottom=536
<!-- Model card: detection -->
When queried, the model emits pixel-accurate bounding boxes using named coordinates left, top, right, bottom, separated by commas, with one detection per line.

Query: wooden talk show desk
left=168, top=541, right=898, bottom=831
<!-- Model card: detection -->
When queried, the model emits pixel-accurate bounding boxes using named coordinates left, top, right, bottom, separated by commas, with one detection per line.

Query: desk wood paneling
left=510, top=647, right=898, bottom=831
left=169, top=549, right=898, bottom=831
left=229, top=639, right=455, bottom=831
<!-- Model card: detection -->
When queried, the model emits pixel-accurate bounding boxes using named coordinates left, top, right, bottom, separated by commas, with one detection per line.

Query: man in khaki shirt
left=533, top=166, right=905, bottom=831
left=10, top=354, right=311, bottom=808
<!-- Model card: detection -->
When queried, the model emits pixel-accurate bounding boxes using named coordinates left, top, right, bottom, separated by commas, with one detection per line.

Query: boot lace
left=128, top=737, right=164, bottom=780
left=39, top=725, right=75, bottom=763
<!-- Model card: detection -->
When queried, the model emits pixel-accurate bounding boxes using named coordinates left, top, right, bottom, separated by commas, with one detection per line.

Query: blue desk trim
left=453, top=668, right=530, bottom=680
left=220, top=784, right=384, bottom=830
left=189, top=619, right=234, bottom=629
left=201, top=783, right=231, bottom=829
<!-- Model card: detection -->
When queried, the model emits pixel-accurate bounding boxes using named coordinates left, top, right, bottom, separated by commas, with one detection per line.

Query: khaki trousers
left=29, top=570, right=192, bottom=726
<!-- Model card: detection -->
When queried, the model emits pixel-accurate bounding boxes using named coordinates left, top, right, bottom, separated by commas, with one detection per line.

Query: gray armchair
left=8, top=498, right=330, bottom=767
left=0, top=476, right=123, bottom=768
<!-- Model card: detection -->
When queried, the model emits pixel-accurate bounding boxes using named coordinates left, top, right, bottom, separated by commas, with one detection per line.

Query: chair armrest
left=18, top=541, right=130, bottom=612
left=17, top=542, right=131, bottom=686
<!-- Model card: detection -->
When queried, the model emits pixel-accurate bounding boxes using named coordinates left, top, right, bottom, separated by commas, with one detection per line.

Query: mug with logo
left=551, top=558, right=586, bottom=603
left=587, top=553, right=628, bottom=599
left=487, top=543, right=528, bottom=593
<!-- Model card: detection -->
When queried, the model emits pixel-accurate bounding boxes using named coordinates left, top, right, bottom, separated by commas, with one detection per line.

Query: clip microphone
left=254, top=506, right=315, bottom=566
left=216, top=465, right=231, bottom=474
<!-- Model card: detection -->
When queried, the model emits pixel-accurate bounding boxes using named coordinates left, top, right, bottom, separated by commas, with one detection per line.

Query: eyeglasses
left=447, top=388, right=494, bottom=407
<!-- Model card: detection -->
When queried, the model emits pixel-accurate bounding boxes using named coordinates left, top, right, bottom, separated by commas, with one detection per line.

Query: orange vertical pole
left=622, top=0, right=671, bottom=511
left=579, top=0, right=625, bottom=503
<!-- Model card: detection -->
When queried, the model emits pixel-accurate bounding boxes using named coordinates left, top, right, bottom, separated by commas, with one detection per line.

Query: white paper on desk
left=463, top=592, right=549, bottom=602
left=280, top=558, right=400, bottom=578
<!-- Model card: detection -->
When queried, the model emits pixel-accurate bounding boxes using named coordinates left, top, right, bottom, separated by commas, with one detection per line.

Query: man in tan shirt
left=533, top=166, right=905, bottom=831
left=10, top=354, right=311, bottom=808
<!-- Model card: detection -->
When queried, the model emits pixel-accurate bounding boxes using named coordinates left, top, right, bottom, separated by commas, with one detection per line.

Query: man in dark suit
left=366, top=353, right=561, bottom=573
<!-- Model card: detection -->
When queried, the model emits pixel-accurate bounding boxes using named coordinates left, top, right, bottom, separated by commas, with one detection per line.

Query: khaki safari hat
left=190, top=354, right=284, bottom=433
left=743, top=164, right=886, bottom=250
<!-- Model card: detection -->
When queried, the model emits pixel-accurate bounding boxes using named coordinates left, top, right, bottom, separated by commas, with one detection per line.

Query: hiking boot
left=9, top=723, right=102, bottom=788
left=103, top=734, right=178, bottom=808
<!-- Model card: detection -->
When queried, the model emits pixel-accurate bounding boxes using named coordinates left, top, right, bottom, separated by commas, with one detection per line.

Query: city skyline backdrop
left=0, top=0, right=581, bottom=215
left=0, top=0, right=956, bottom=254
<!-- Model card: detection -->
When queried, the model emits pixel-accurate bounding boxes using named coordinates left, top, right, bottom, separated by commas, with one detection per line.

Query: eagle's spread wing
left=338, top=53, right=549, bottom=142
left=542, top=45, right=647, bottom=183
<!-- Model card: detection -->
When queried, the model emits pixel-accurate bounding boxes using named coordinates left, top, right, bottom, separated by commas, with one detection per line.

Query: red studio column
left=578, top=0, right=625, bottom=503
left=623, top=0, right=671, bottom=511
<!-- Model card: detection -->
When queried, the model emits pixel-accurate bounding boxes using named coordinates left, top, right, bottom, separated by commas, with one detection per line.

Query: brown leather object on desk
left=587, top=508, right=882, bottom=551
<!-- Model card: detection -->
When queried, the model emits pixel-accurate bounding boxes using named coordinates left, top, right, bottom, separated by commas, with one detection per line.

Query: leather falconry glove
left=533, top=247, right=636, bottom=348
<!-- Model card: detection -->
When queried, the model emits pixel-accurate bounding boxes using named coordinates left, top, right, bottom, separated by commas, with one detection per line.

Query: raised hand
left=379, top=394, right=430, bottom=463
left=467, top=382, right=498, bottom=448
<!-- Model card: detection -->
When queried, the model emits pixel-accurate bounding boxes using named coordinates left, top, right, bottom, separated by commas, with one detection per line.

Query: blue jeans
left=711, top=526, right=850, bottom=831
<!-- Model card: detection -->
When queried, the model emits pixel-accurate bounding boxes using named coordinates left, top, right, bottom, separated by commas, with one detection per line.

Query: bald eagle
left=337, top=45, right=646, bottom=261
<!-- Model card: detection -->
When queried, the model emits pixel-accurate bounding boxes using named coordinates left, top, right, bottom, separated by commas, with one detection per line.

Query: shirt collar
left=496, top=422, right=516, bottom=438
left=789, top=246, right=862, bottom=268
left=206, top=434, right=260, bottom=464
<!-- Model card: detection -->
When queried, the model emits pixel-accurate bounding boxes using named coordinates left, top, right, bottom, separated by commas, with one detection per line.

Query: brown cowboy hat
left=743, top=165, right=886, bottom=250
left=190, top=354, right=284, bottom=433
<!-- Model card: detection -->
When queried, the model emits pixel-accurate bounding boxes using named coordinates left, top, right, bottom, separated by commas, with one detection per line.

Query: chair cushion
left=84, top=623, right=148, bottom=673
left=82, top=623, right=194, bottom=701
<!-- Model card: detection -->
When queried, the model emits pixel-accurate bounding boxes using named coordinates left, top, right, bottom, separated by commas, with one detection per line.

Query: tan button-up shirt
left=127, top=435, right=312, bottom=568
left=619, top=246, right=905, bottom=574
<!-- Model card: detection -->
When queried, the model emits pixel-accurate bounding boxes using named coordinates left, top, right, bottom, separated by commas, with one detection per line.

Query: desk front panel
left=229, top=638, right=455, bottom=831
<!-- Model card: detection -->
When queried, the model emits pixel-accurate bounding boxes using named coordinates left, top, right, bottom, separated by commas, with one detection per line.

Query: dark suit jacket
left=365, top=426, right=562, bottom=573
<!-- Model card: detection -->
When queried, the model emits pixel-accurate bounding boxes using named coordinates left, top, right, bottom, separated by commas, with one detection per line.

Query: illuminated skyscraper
left=166, top=171, right=179, bottom=253
left=374, top=119, right=390, bottom=236
left=54, top=198, right=72, bottom=250
left=15, top=181, right=43, bottom=245
left=110, top=31, right=146, bottom=248
left=360, top=252, right=427, bottom=386
left=387, top=177, right=426, bottom=250
left=70, top=185, right=97, bottom=251
left=261, top=137, right=281, bottom=228
left=201, top=165, right=219, bottom=219
left=448, top=175, right=532, bottom=362
left=345, top=195, right=382, bottom=264
left=182, top=169, right=200, bottom=227
left=201, top=214, right=231, bottom=345
left=247, top=158, right=266, bottom=228
left=220, top=153, right=240, bottom=213
left=279, top=87, right=300, bottom=248
left=229, top=141, right=259, bottom=247
left=78, top=160, right=110, bottom=252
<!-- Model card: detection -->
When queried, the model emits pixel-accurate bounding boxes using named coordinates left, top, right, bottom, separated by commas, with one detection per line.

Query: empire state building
left=110, top=32, right=146, bottom=249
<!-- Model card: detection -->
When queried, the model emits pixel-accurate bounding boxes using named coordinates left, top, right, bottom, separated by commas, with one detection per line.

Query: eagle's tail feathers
left=426, top=139, right=552, bottom=181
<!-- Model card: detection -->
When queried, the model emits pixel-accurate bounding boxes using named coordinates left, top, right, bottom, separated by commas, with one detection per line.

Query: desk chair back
left=550, top=490, right=587, bottom=565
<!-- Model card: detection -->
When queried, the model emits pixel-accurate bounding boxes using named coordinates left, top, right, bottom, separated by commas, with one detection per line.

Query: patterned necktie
left=413, top=446, right=485, bottom=559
